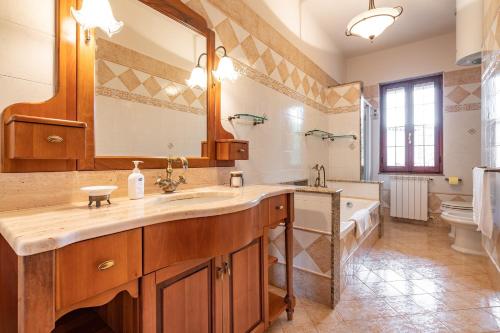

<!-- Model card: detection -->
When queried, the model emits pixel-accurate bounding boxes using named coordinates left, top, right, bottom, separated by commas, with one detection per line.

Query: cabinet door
left=230, top=239, right=264, bottom=333
left=142, top=259, right=216, bottom=333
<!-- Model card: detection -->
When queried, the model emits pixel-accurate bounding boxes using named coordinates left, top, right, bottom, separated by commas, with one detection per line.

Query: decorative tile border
left=96, top=38, right=190, bottom=85
left=96, top=86, right=206, bottom=115
left=234, top=59, right=330, bottom=113
left=443, top=67, right=481, bottom=86
left=444, top=67, right=481, bottom=113
left=185, top=0, right=342, bottom=114
left=206, top=0, right=337, bottom=88
left=95, top=39, right=206, bottom=114
left=330, top=105, right=360, bottom=114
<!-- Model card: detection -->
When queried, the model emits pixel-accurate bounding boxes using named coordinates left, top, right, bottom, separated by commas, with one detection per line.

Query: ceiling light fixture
left=71, top=0, right=123, bottom=41
left=346, top=0, right=403, bottom=41
left=213, top=46, right=239, bottom=82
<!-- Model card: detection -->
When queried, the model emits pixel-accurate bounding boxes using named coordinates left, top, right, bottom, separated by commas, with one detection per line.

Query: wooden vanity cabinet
left=142, top=239, right=265, bottom=333
left=142, top=202, right=272, bottom=333
left=0, top=193, right=294, bottom=333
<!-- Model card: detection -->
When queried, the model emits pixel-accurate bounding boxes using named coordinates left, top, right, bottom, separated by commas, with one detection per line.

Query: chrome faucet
left=312, top=164, right=327, bottom=188
left=319, top=165, right=326, bottom=188
left=155, top=156, right=189, bottom=193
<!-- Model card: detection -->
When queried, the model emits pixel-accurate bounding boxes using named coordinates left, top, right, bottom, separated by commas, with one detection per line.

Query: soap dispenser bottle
left=128, top=161, right=144, bottom=200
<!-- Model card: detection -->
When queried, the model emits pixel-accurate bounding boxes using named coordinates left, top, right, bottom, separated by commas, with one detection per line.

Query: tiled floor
left=268, top=221, right=500, bottom=332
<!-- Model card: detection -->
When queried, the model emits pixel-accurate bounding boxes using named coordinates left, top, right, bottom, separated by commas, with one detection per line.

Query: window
left=380, top=74, right=443, bottom=173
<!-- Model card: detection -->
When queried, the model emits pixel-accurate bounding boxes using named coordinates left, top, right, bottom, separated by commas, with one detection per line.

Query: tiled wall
left=480, top=0, right=500, bottom=271
left=185, top=0, right=346, bottom=183
left=326, top=82, right=362, bottom=181
left=363, top=67, right=482, bottom=224
left=0, top=0, right=55, bottom=112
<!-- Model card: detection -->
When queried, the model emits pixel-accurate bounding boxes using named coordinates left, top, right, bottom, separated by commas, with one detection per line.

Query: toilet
left=440, top=201, right=485, bottom=256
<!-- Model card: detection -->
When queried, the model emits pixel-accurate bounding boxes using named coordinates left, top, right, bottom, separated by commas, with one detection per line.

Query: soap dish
left=80, top=186, right=118, bottom=208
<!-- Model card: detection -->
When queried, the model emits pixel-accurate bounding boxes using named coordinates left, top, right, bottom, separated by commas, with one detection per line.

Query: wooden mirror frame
left=0, top=0, right=234, bottom=173
left=78, top=0, right=234, bottom=170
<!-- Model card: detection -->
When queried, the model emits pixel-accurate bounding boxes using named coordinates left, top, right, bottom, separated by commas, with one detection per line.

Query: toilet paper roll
left=448, top=176, right=459, bottom=185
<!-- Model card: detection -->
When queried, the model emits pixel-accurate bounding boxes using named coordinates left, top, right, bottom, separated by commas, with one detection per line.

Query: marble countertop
left=0, top=185, right=294, bottom=256
left=294, top=186, right=343, bottom=195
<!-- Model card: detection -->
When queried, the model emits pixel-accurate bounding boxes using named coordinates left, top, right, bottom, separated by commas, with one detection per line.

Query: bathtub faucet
left=312, top=164, right=327, bottom=188
left=319, top=165, right=326, bottom=188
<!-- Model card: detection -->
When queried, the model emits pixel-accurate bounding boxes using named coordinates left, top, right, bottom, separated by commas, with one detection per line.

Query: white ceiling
left=302, top=0, right=456, bottom=57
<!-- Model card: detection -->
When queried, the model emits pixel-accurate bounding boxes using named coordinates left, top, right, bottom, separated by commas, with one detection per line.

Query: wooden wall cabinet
left=216, top=140, right=249, bottom=161
left=5, top=115, right=86, bottom=160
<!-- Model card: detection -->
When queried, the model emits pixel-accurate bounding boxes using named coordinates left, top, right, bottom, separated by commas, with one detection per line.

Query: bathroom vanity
left=0, top=186, right=295, bottom=332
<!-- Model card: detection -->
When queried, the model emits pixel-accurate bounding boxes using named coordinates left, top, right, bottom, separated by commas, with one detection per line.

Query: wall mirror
left=94, top=0, right=208, bottom=159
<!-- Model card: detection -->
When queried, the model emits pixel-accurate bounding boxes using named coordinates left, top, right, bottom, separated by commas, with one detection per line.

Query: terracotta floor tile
left=365, top=281, right=404, bottom=297
left=410, top=294, right=448, bottom=312
left=273, top=221, right=499, bottom=332
left=389, top=280, right=429, bottom=295
left=355, top=270, right=384, bottom=283
left=372, top=269, right=406, bottom=281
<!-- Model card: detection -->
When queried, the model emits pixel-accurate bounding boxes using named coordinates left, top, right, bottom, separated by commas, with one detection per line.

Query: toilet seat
left=441, top=201, right=472, bottom=211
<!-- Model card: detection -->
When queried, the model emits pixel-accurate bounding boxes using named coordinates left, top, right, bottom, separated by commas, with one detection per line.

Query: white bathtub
left=340, top=198, right=379, bottom=222
left=294, top=194, right=379, bottom=235
left=340, top=198, right=379, bottom=239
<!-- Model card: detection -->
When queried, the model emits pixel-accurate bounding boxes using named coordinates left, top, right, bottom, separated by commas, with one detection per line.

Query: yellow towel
left=448, top=176, right=459, bottom=185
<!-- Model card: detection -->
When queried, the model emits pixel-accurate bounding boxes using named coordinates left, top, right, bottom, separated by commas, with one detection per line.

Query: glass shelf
left=228, top=113, right=267, bottom=125
left=304, top=129, right=357, bottom=141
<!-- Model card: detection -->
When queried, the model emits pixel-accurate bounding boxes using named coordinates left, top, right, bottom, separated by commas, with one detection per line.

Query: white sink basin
left=153, top=191, right=239, bottom=206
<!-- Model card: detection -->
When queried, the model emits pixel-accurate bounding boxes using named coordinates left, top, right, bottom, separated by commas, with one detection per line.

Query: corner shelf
left=228, top=113, right=267, bottom=125
left=304, top=129, right=357, bottom=141
left=268, top=291, right=288, bottom=323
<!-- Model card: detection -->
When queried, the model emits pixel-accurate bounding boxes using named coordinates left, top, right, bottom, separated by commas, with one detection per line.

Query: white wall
left=0, top=0, right=55, bottom=112
left=243, top=0, right=345, bottom=82
left=346, top=33, right=461, bottom=85
left=345, top=32, right=481, bottom=207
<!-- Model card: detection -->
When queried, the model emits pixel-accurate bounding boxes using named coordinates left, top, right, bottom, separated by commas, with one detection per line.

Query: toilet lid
left=441, top=201, right=472, bottom=211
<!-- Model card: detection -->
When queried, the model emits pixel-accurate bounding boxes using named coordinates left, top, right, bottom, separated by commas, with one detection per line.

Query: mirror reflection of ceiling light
left=71, top=0, right=123, bottom=39
left=346, top=0, right=403, bottom=41
left=187, top=53, right=208, bottom=90
left=213, top=46, right=239, bottom=82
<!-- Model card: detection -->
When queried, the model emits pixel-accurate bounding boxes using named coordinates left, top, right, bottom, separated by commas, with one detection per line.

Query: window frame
left=379, top=74, right=443, bottom=174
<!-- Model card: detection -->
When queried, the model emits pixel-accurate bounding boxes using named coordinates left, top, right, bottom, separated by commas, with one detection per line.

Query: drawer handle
left=97, top=260, right=115, bottom=271
left=238, top=148, right=246, bottom=153
left=276, top=205, right=284, bottom=210
left=47, top=135, right=64, bottom=143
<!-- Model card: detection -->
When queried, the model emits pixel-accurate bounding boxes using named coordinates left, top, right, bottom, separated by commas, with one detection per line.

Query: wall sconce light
left=186, top=53, right=208, bottom=90
left=71, top=0, right=124, bottom=41
left=187, top=46, right=239, bottom=89
left=213, top=46, right=239, bottom=82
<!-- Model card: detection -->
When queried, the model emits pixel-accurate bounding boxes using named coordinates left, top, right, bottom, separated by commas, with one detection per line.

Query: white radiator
left=390, top=176, right=430, bottom=221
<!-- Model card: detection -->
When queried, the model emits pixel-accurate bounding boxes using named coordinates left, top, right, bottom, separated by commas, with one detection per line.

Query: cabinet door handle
left=217, top=266, right=225, bottom=280
left=238, top=148, right=246, bottom=153
left=276, top=205, right=284, bottom=210
left=97, top=260, right=115, bottom=271
left=224, top=262, right=231, bottom=276
left=47, top=135, right=64, bottom=143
